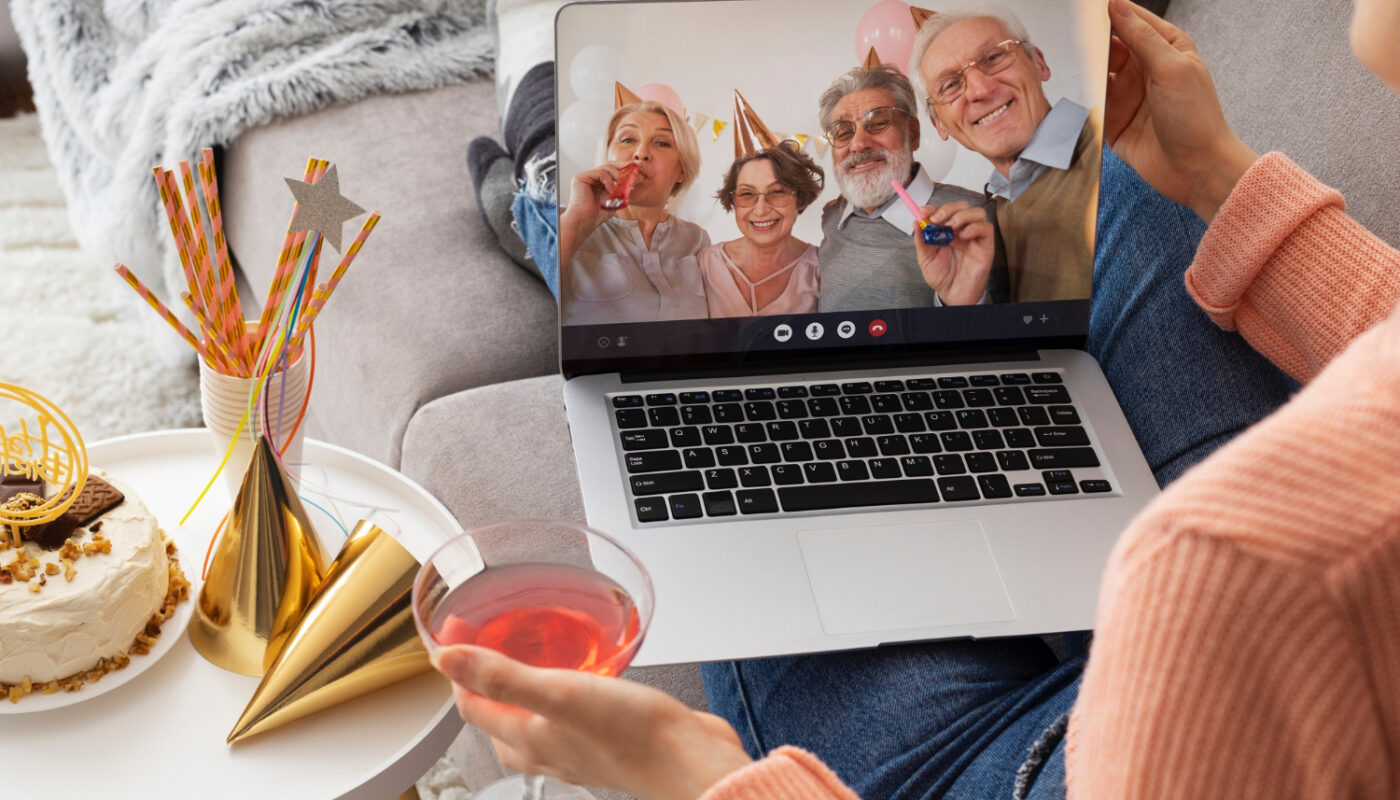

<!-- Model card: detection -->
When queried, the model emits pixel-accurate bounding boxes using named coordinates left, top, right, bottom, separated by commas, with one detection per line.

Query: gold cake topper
left=0, top=383, right=88, bottom=541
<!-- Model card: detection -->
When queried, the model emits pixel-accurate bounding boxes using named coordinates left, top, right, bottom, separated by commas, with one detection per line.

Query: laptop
left=554, top=0, right=1157, bottom=667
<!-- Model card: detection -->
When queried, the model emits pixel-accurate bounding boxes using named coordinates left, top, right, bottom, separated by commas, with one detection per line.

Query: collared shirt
left=986, top=98, right=1091, bottom=203
left=838, top=164, right=941, bottom=234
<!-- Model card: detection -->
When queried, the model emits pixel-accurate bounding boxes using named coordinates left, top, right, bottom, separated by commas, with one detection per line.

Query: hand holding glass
left=412, top=519, right=655, bottom=800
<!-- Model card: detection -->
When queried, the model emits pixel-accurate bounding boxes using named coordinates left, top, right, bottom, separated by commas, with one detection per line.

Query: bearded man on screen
left=815, top=64, right=1002, bottom=312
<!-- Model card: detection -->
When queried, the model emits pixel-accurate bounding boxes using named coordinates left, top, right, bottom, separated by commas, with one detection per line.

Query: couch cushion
left=1168, top=0, right=1400, bottom=248
left=223, top=81, right=558, bottom=468
left=403, top=374, right=709, bottom=797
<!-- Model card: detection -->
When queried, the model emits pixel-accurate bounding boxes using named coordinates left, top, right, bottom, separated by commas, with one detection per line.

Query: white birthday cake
left=0, top=471, right=188, bottom=701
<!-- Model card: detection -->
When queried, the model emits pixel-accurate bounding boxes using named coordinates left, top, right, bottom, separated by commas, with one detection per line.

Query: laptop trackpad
left=797, top=521, right=1015, bottom=636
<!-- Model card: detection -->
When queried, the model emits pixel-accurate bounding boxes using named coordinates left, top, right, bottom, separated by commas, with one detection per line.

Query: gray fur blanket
left=11, top=0, right=493, bottom=332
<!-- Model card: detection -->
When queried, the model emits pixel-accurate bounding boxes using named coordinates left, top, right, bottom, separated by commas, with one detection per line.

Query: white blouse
left=562, top=215, right=711, bottom=325
left=698, top=242, right=820, bottom=318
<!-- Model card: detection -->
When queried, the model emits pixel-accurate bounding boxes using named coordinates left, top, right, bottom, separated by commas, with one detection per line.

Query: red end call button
left=868, top=319, right=888, bottom=337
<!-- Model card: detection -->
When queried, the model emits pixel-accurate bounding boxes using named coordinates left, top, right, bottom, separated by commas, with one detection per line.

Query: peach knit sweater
left=697, top=153, right=1400, bottom=800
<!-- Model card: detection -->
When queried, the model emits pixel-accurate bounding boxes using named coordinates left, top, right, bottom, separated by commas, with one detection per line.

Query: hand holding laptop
left=1104, top=0, right=1259, bottom=223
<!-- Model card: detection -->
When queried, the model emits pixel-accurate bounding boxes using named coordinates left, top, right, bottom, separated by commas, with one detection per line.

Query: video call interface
left=556, top=0, right=1108, bottom=370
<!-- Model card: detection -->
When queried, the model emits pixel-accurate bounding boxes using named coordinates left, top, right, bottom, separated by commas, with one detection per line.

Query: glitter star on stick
left=284, top=165, right=366, bottom=253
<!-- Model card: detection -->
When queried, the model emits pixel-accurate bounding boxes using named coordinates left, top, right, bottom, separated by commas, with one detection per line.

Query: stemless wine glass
left=412, top=519, right=655, bottom=800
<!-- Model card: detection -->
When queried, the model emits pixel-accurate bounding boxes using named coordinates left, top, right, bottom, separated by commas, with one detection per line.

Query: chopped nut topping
left=44, top=562, right=59, bottom=576
left=1, top=541, right=189, bottom=703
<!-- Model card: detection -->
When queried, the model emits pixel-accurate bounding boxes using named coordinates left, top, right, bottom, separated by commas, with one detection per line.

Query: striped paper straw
left=288, top=284, right=329, bottom=355
left=199, top=150, right=248, bottom=369
left=253, top=158, right=326, bottom=360
left=165, top=168, right=221, bottom=345
left=179, top=291, right=239, bottom=375
left=153, top=167, right=209, bottom=327
left=291, top=211, right=380, bottom=342
left=177, top=161, right=236, bottom=364
left=114, top=264, right=216, bottom=366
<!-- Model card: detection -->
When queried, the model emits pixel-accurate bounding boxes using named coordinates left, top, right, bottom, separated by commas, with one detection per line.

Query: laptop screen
left=556, top=0, right=1109, bottom=376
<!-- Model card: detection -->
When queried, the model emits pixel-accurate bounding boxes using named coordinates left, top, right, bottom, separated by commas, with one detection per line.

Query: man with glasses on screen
left=912, top=9, right=1100, bottom=303
left=815, top=64, right=1003, bottom=312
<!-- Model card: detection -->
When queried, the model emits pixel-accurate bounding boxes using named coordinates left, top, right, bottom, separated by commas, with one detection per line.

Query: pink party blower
left=891, top=179, right=954, bottom=246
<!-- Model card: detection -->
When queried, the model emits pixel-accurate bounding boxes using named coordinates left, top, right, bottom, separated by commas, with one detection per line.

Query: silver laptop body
left=555, top=0, right=1156, bottom=667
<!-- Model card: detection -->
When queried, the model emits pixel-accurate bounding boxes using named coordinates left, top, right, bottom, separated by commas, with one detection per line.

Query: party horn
left=890, top=179, right=954, bottom=246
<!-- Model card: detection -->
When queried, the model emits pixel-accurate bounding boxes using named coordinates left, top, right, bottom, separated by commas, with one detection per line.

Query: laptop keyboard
left=611, top=371, right=1114, bottom=524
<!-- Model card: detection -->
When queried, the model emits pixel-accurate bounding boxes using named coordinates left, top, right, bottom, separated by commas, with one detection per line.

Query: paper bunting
left=813, top=137, right=829, bottom=158
left=787, top=133, right=810, bottom=151
left=691, top=112, right=709, bottom=133
left=710, top=119, right=728, bottom=142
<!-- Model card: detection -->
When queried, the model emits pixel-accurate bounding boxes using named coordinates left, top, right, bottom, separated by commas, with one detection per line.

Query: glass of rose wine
left=412, top=519, right=655, bottom=800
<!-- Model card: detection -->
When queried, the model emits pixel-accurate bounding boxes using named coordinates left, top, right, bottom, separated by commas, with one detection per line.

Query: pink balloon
left=855, top=0, right=918, bottom=75
left=636, top=83, right=685, bottom=117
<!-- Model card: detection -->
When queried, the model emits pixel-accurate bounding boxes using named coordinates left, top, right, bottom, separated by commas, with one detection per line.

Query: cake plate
left=0, top=429, right=463, bottom=800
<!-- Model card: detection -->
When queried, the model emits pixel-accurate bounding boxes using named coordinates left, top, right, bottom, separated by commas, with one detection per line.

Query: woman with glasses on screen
left=559, top=100, right=709, bottom=326
left=699, top=139, right=825, bottom=318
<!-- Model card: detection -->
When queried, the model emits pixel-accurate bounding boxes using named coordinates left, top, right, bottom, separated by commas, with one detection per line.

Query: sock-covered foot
left=467, top=137, right=532, bottom=270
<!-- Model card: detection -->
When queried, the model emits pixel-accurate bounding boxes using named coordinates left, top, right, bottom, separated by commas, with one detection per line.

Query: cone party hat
left=732, top=90, right=781, bottom=158
left=227, top=520, right=430, bottom=744
left=190, top=434, right=331, bottom=675
left=863, top=46, right=884, bottom=70
left=615, top=81, right=644, bottom=110
left=910, top=6, right=937, bottom=29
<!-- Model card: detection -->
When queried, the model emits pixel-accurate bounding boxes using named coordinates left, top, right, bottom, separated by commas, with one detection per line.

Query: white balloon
left=558, top=101, right=609, bottom=176
left=569, top=44, right=628, bottom=103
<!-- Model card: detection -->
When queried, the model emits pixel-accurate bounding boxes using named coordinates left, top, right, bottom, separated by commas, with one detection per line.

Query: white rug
left=0, top=110, right=470, bottom=800
left=0, top=112, right=203, bottom=438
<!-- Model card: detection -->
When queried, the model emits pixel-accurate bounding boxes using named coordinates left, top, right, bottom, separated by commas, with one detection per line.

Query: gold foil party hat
left=863, top=46, right=883, bottom=70
left=190, top=434, right=330, bottom=676
left=732, top=90, right=781, bottom=158
left=910, top=6, right=937, bottom=29
left=227, top=520, right=431, bottom=744
left=614, top=81, right=644, bottom=110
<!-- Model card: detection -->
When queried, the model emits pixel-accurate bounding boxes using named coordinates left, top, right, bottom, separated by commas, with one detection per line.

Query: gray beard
left=835, top=147, right=915, bottom=211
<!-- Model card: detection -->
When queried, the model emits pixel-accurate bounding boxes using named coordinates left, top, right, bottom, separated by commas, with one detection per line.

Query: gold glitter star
left=284, top=165, right=366, bottom=252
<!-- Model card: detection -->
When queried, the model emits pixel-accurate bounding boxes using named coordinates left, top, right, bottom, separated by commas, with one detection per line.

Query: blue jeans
left=696, top=150, right=1300, bottom=799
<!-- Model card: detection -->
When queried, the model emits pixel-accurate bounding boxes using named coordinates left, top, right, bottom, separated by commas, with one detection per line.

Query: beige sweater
left=697, top=153, right=1400, bottom=800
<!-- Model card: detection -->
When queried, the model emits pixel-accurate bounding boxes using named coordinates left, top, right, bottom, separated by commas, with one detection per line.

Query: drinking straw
left=178, top=160, right=239, bottom=370
left=164, top=168, right=223, bottom=349
left=252, top=159, right=327, bottom=359
left=113, top=263, right=217, bottom=366
left=199, top=150, right=249, bottom=370
left=288, top=211, right=380, bottom=352
left=179, top=291, right=239, bottom=375
left=153, top=168, right=209, bottom=327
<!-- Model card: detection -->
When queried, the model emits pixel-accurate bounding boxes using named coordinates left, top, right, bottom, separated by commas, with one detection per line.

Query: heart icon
left=1022, top=315, right=1033, bottom=324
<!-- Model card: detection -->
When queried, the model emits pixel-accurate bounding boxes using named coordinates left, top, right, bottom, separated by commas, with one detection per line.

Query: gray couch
left=221, top=0, right=1400, bottom=793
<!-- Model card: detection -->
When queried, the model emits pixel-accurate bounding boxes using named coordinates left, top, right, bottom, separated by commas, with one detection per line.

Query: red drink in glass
left=430, top=562, right=642, bottom=677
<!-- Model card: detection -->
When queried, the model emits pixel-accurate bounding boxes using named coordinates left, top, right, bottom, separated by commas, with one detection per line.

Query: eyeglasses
left=928, top=39, right=1024, bottom=105
left=822, top=106, right=912, bottom=148
left=733, top=186, right=796, bottom=208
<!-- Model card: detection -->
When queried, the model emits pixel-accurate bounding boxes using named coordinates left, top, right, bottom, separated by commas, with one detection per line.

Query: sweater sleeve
left=698, top=747, right=862, bottom=800
left=1067, top=299, right=1400, bottom=798
left=1184, top=152, right=1400, bottom=382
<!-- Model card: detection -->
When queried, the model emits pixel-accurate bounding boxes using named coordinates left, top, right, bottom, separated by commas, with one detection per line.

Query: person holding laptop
left=559, top=100, right=710, bottom=325
left=911, top=8, right=1100, bottom=304
left=432, top=0, right=1400, bottom=797
left=815, top=64, right=1002, bottom=311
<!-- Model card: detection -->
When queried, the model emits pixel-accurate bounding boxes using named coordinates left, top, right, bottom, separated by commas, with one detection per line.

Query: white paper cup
left=199, top=353, right=310, bottom=502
